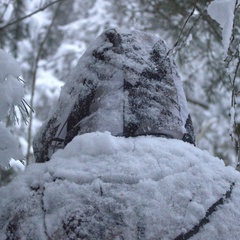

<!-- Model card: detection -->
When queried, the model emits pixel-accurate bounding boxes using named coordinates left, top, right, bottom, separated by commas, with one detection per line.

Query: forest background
left=0, top=0, right=239, bottom=185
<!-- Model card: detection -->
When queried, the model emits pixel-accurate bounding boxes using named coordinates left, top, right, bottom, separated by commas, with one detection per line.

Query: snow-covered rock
left=0, top=132, right=240, bottom=239
left=33, top=28, right=195, bottom=163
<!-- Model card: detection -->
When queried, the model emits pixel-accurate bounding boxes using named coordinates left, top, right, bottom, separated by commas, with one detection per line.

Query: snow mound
left=1, top=132, right=240, bottom=239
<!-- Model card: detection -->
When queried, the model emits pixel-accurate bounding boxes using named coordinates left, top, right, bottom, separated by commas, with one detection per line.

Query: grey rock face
left=33, top=28, right=195, bottom=163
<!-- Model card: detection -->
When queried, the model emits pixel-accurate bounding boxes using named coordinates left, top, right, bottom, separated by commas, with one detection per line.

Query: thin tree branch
left=26, top=1, right=63, bottom=165
left=187, top=98, right=209, bottom=109
left=195, top=4, right=222, bottom=41
left=167, top=0, right=199, bottom=56
left=0, top=0, right=64, bottom=31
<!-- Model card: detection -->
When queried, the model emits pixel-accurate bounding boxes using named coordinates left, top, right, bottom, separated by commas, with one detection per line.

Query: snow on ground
left=0, top=132, right=240, bottom=239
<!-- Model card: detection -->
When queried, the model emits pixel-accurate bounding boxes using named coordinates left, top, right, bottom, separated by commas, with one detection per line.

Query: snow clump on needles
left=0, top=49, right=25, bottom=169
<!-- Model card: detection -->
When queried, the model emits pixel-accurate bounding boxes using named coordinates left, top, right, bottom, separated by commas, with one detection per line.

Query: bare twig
left=232, top=69, right=239, bottom=154
left=195, top=4, right=222, bottom=41
left=167, top=0, right=199, bottom=56
left=229, top=40, right=240, bottom=169
left=0, top=0, right=64, bottom=31
left=231, top=51, right=240, bottom=101
left=187, top=98, right=209, bottom=110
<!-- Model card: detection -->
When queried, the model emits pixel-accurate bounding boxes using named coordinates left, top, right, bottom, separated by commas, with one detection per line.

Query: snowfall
left=0, top=1, right=240, bottom=238
left=0, top=131, right=240, bottom=239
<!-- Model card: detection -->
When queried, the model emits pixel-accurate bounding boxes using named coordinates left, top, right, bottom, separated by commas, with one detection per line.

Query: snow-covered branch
left=207, top=0, right=237, bottom=57
left=0, top=49, right=25, bottom=169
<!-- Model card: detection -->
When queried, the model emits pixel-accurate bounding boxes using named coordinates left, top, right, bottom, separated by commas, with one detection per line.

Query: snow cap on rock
left=1, top=132, right=240, bottom=239
left=33, top=28, right=195, bottom=163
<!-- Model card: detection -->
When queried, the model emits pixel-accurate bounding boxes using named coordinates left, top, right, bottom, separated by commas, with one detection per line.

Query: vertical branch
left=228, top=0, right=240, bottom=169
left=234, top=56, right=240, bottom=168
left=26, top=1, right=63, bottom=165
left=229, top=48, right=240, bottom=168
left=237, top=127, right=240, bottom=171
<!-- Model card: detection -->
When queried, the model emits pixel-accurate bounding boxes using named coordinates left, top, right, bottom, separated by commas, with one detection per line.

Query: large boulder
left=33, top=28, right=195, bottom=163
left=0, top=132, right=240, bottom=239
left=2, top=29, right=238, bottom=240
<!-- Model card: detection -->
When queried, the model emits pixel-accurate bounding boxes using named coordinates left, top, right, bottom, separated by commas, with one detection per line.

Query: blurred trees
left=0, top=0, right=239, bottom=184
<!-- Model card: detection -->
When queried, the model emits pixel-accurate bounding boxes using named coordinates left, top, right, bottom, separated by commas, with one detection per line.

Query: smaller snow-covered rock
left=0, top=132, right=240, bottom=239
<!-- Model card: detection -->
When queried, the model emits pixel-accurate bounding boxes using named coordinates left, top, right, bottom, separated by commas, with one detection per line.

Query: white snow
left=207, top=0, right=236, bottom=57
left=0, top=123, right=24, bottom=168
left=28, top=10, right=51, bottom=41
left=186, top=33, right=193, bottom=46
left=0, top=75, right=25, bottom=121
left=0, top=49, right=22, bottom=80
left=34, top=70, right=64, bottom=105
left=0, top=132, right=240, bottom=239
left=9, top=159, right=25, bottom=172
left=0, top=49, right=24, bottom=120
